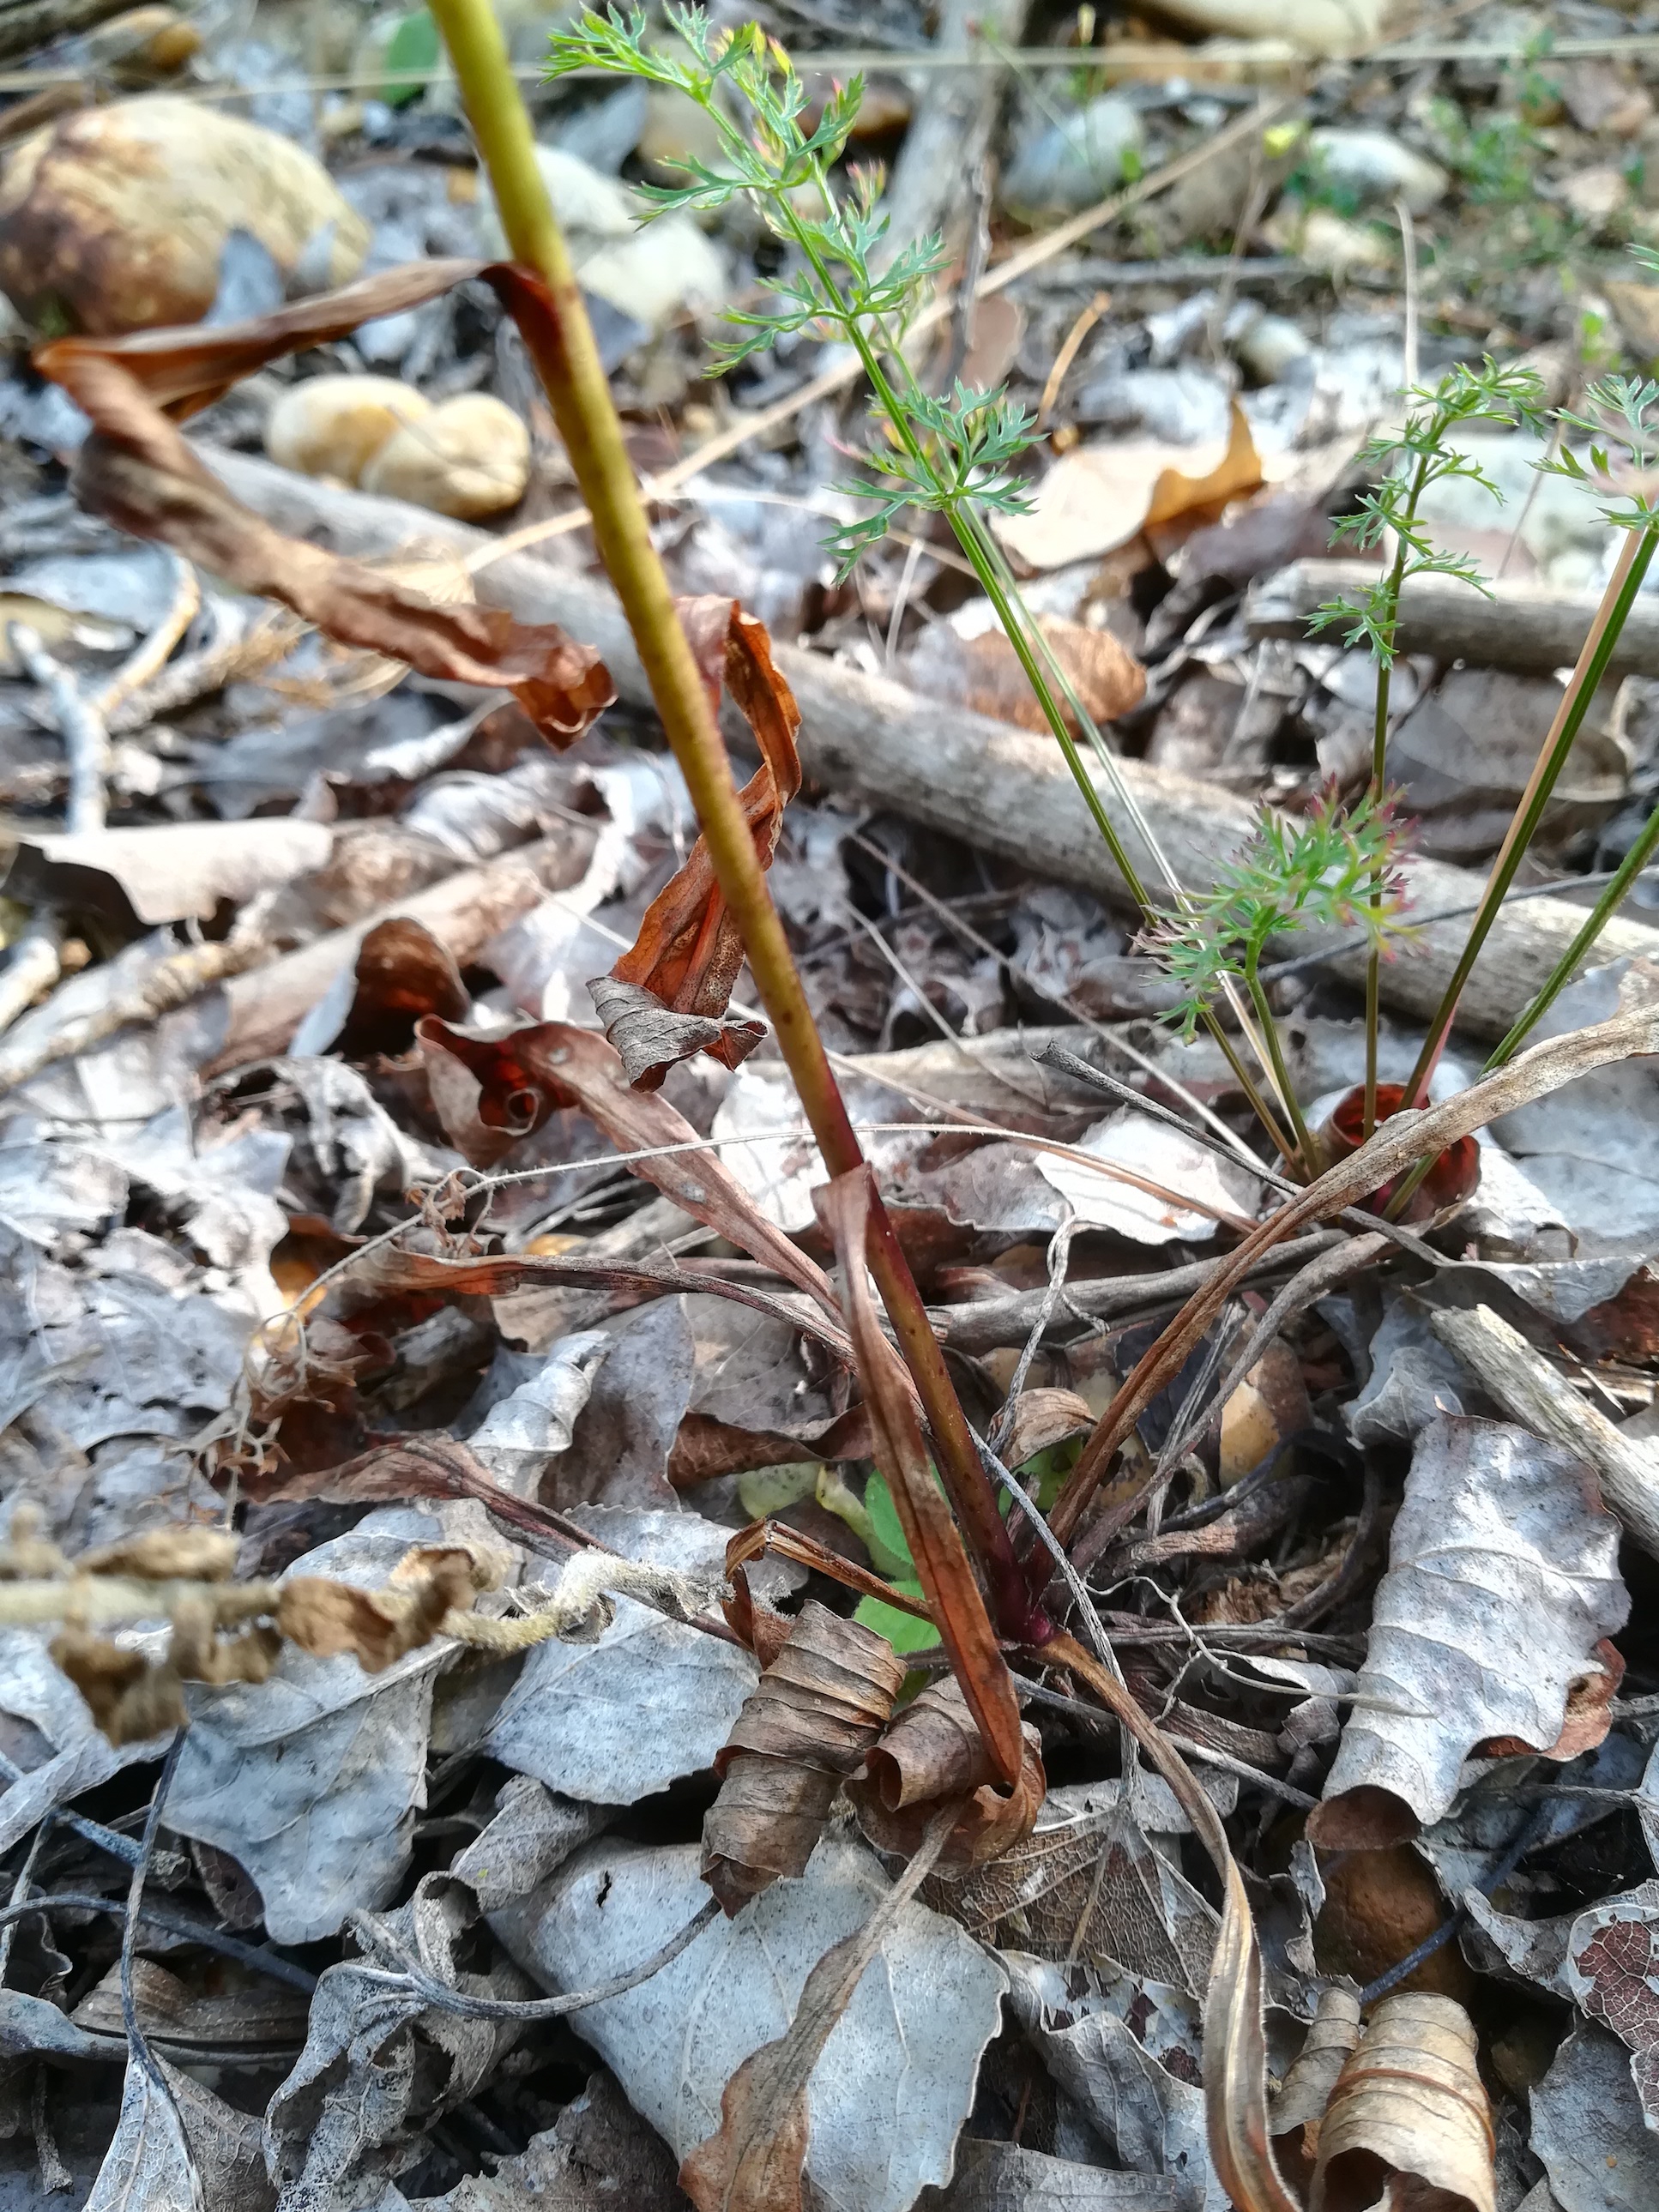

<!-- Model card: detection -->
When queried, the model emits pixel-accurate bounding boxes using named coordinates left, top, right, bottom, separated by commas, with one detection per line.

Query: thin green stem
left=1245, top=948, right=1315, bottom=1170
left=1487, top=799, right=1659, bottom=1067
left=430, top=0, right=1028, bottom=1648
left=1402, top=523, right=1657, bottom=1106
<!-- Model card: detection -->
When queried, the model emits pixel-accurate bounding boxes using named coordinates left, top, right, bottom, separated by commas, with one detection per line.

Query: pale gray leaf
left=407, top=2070, right=686, bottom=2211
left=1530, top=2022, right=1659, bottom=2212
left=168, top=1507, right=495, bottom=1943
left=449, top=1778, right=608, bottom=1914
left=1315, top=1415, right=1628, bottom=1837
left=467, top=1331, right=610, bottom=1498
left=1005, top=1959, right=1222, bottom=2212
left=86, top=2058, right=203, bottom=2212
left=485, top=1511, right=756, bottom=1803
left=937, top=2141, right=1179, bottom=2212
left=489, top=1835, right=1007, bottom=2212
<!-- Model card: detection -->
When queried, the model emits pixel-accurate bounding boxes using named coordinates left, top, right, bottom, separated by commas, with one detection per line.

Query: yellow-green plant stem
left=1487, top=799, right=1659, bottom=1067
left=763, top=161, right=1309, bottom=1155
left=425, top=0, right=1029, bottom=1640
left=1243, top=949, right=1316, bottom=1170
left=1362, top=491, right=1422, bottom=1139
left=1401, top=523, right=1657, bottom=1109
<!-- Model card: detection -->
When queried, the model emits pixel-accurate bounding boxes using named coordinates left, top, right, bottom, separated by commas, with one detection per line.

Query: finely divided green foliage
left=1545, top=364, right=1659, bottom=534
left=1149, top=789, right=1414, bottom=1042
left=1309, top=358, right=1549, bottom=666
left=546, top=4, right=1034, bottom=574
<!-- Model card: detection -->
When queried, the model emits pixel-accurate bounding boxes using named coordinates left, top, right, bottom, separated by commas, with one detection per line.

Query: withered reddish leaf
left=819, top=1167, right=1025, bottom=1790
left=595, top=595, right=802, bottom=1088
left=667, top=1404, right=872, bottom=1488
left=721, top=1518, right=936, bottom=1636
left=34, top=261, right=615, bottom=747
left=701, top=1599, right=905, bottom=1916
left=312, top=1237, right=856, bottom=1375
left=336, top=918, right=470, bottom=1061
left=850, top=1676, right=1045, bottom=1870
left=417, top=1017, right=842, bottom=1322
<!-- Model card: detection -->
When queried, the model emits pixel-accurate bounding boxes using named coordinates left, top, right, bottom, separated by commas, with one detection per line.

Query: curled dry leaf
left=34, top=261, right=616, bottom=745
left=820, top=1166, right=1027, bottom=1792
left=997, top=1387, right=1094, bottom=1470
left=1309, top=1415, right=1628, bottom=1847
left=701, top=1598, right=905, bottom=1915
left=849, top=1675, right=1047, bottom=1870
left=592, top=595, right=801, bottom=1087
left=1270, top=1984, right=1362, bottom=2188
left=1310, top=1993, right=1495, bottom=2212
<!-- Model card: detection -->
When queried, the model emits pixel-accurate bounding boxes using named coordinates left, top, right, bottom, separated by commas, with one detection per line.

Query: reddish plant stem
left=430, top=0, right=1034, bottom=1640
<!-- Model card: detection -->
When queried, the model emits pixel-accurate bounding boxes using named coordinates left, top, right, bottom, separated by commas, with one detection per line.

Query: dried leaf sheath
left=702, top=1600, right=905, bottom=1915
left=591, top=595, right=805, bottom=1088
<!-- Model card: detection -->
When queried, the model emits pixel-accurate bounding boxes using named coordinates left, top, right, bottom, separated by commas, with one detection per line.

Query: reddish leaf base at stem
left=1320, top=1082, right=1481, bottom=1222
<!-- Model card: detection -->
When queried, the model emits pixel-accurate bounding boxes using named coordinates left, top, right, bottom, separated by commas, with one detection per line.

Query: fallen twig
left=203, top=450, right=1659, bottom=1041
left=10, top=619, right=111, bottom=833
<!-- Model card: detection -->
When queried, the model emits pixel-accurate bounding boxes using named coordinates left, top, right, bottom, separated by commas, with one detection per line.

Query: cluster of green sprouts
left=551, top=7, right=1659, bottom=1192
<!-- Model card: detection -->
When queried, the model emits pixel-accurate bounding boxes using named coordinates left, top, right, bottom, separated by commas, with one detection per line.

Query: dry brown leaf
left=277, top=1545, right=490, bottom=1673
left=594, top=595, right=801, bottom=1087
left=994, top=402, right=1264, bottom=571
left=700, top=1599, right=905, bottom=1914
left=850, top=1676, right=1046, bottom=1869
left=335, top=917, right=471, bottom=1061
left=1042, top=1633, right=1300, bottom=2212
left=50, top=1627, right=187, bottom=1746
left=1310, top=1993, right=1496, bottom=2212
left=904, top=614, right=1145, bottom=735
left=34, top=261, right=615, bottom=746
left=819, top=1166, right=1027, bottom=1792
left=996, top=1388, right=1094, bottom=1471
left=77, top=1528, right=238, bottom=1582
left=923, top=1775, right=1221, bottom=1996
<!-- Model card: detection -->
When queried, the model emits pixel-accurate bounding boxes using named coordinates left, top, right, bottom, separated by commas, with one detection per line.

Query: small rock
left=1557, top=60, right=1653, bottom=139
left=1306, top=126, right=1449, bottom=215
left=1237, top=312, right=1314, bottom=383
left=84, top=4, right=202, bottom=81
left=0, top=95, right=368, bottom=334
left=1002, top=94, right=1143, bottom=220
left=1608, top=280, right=1659, bottom=361
left=1560, top=162, right=1631, bottom=232
left=361, top=393, right=532, bottom=518
left=265, top=374, right=432, bottom=485
left=479, top=143, right=726, bottom=331
left=1151, top=0, right=1383, bottom=57
left=1277, top=205, right=1393, bottom=278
